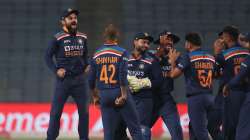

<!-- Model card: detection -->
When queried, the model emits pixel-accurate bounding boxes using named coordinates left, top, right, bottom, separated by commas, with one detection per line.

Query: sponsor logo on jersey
left=139, top=64, right=144, bottom=69
left=78, top=39, right=83, bottom=44
left=64, top=40, right=71, bottom=43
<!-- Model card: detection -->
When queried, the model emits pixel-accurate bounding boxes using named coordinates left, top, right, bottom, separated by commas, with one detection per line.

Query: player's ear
left=61, top=20, right=66, bottom=26
left=187, top=42, right=192, bottom=49
left=133, top=40, right=137, bottom=48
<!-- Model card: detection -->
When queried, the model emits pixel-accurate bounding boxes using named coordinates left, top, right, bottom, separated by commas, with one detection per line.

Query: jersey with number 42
left=88, top=44, right=128, bottom=90
left=176, top=49, right=217, bottom=96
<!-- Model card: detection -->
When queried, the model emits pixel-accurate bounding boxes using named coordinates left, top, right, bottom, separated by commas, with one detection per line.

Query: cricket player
left=150, top=30, right=183, bottom=140
left=238, top=32, right=250, bottom=49
left=127, top=32, right=163, bottom=140
left=223, top=54, right=250, bottom=140
left=45, top=8, right=89, bottom=140
left=88, top=24, right=143, bottom=140
left=169, top=32, right=217, bottom=140
left=215, top=26, right=250, bottom=140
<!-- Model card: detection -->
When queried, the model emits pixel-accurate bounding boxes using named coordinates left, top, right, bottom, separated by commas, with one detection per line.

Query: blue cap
left=154, top=30, right=180, bottom=44
left=61, top=8, right=79, bottom=20
left=134, top=32, right=154, bottom=42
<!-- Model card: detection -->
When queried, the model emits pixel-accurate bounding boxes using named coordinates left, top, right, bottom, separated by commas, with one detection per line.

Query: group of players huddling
left=45, top=8, right=250, bottom=140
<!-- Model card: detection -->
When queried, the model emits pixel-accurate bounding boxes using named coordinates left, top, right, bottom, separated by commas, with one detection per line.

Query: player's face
left=160, top=35, right=174, bottom=47
left=238, top=34, right=250, bottom=49
left=160, top=35, right=174, bottom=54
left=134, top=39, right=150, bottom=54
left=184, top=41, right=191, bottom=51
left=222, top=32, right=232, bottom=46
left=63, top=13, right=78, bottom=33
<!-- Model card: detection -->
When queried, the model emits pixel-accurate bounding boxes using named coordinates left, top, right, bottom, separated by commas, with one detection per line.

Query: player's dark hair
left=222, top=25, right=239, bottom=42
left=103, top=24, right=120, bottom=41
left=185, top=32, right=202, bottom=46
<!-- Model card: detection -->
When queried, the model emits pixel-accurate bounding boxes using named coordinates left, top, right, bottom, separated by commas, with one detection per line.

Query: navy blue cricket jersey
left=45, top=30, right=88, bottom=76
left=216, top=44, right=250, bottom=90
left=88, top=43, right=128, bottom=90
left=228, top=55, right=250, bottom=92
left=127, top=52, right=163, bottom=98
left=176, top=49, right=217, bottom=97
left=158, top=56, right=174, bottom=93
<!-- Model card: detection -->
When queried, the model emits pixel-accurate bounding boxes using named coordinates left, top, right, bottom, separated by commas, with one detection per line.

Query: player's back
left=91, top=44, right=128, bottom=90
left=183, top=49, right=216, bottom=96
left=220, top=45, right=250, bottom=89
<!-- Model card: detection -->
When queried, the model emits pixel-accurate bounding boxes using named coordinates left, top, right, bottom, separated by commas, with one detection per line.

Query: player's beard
left=162, top=43, right=173, bottom=55
left=66, top=22, right=77, bottom=34
left=137, top=46, right=148, bottom=55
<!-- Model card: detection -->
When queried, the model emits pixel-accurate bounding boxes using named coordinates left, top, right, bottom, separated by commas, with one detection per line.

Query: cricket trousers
left=207, top=89, right=223, bottom=140
left=132, top=96, right=153, bottom=140
left=151, top=93, right=183, bottom=140
left=100, top=88, right=143, bottom=140
left=223, top=90, right=245, bottom=140
left=235, top=91, right=250, bottom=140
left=187, top=94, right=215, bottom=140
left=46, top=74, right=90, bottom=140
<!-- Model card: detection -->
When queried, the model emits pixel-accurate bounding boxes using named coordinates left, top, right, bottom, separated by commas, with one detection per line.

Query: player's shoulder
left=142, top=53, right=155, bottom=64
left=93, top=45, right=126, bottom=59
left=54, top=31, right=70, bottom=41
left=76, top=31, right=87, bottom=39
left=222, top=45, right=250, bottom=59
left=243, top=55, right=250, bottom=66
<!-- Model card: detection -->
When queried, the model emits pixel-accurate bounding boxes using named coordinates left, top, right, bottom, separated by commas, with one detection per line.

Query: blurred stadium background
left=0, top=0, right=250, bottom=139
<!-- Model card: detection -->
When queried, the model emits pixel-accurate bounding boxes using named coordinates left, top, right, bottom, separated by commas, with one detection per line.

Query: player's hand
left=92, top=89, right=100, bottom=106
left=129, top=77, right=151, bottom=92
left=127, top=75, right=139, bottom=92
left=57, top=68, right=66, bottom=78
left=84, top=65, right=90, bottom=74
left=115, top=94, right=127, bottom=107
left=93, top=95, right=100, bottom=106
left=168, top=48, right=180, bottom=64
left=127, top=75, right=137, bottom=84
left=223, top=84, right=230, bottom=97
left=213, top=38, right=225, bottom=55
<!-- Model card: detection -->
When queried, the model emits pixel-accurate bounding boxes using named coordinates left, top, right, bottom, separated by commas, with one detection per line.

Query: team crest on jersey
left=139, top=64, right=144, bottom=69
left=78, top=39, right=83, bottom=44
